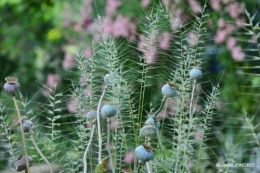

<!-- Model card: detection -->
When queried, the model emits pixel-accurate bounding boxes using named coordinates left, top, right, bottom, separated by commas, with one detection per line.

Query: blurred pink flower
left=110, top=118, right=119, bottom=130
left=222, top=0, right=231, bottom=4
left=80, top=0, right=93, bottom=19
left=128, top=21, right=137, bottom=42
left=214, top=30, right=227, bottom=44
left=144, top=49, right=157, bottom=64
left=188, top=31, right=199, bottom=45
left=160, top=32, right=170, bottom=50
left=98, top=17, right=113, bottom=35
left=156, top=110, right=169, bottom=121
left=217, top=18, right=225, bottom=28
left=210, top=0, right=221, bottom=11
left=84, top=46, right=92, bottom=59
left=106, top=0, right=121, bottom=15
left=124, top=151, right=134, bottom=164
left=171, top=9, right=183, bottom=30
left=250, top=35, right=257, bottom=43
left=141, top=0, right=150, bottom=8
left=113, top=16, right=130, bottom=38
left=84, top=87, right=92, bottom=97
left=138, top=34, right=157, bottom=64
left=231, top=46, right=244, bottom=61
left=225, top=23, right=236, bottom=33
left=67, top=97, right=77, bottom=113
left=43, top=89, right=51, bottom=97
left=207, top=19, right=213, bottom=28
left=194, top=130, right=204, bottom=141
left=235, top=17, right=245, bottom=25
left=171, top=18, right=182, bottom=30
left=82, top=18, right=92, bottom=28
left=226, top=37, right=236, bottom=49
left=105, top=144, right=114, bottom=151
left=187, top=0, right=202, bottom=14
left=47, top=74, right=61, bottom=88
left=162, top=0, right=170, bottom=6
left=138, top=34, right=145, bottom=50
left=63, top=52, right=74, bottom=70
left=87, top=22, right=103, bottom=41
left=226, top=2, right=244, bottom=19
left=166, top=98, right=177, bottom=115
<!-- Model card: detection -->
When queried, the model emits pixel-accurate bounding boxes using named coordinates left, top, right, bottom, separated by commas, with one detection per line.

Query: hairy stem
left=84, top=124, right=95, bottom=173
left=189, top=80, right=196, bottom=120
left=145, top=138, right=153, bottom=173
left=12, top=94, right=31, bottom=173
left=107, top=118, right=115, bottom=173
left=97, top=86, right=107, bottom=163
left=137, top=161, right=142, bottom=173
left=155, top=127, right=165, bottom=150
left=29, top=132, right=53, bottom=173
left=154, top=96, right=167, bottom=120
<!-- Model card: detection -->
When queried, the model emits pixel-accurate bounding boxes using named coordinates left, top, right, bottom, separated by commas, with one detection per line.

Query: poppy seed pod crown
left=161, top=84, right=178, bottom=97
left=135, top=144, right=154, bottom=163
left=4, top=77, right=20, bottom=93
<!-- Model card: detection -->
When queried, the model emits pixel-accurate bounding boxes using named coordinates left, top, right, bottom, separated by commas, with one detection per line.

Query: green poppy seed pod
left=101, top=104, right=117, bottom=118
left=145, top=117, right=155, bottom=126
left=15, top=155, right=33, bottom=171
left=189, top=68, right=202, bottom=80
left=135, top=145, right=154, bottom=163
left=4, top=77, right=20, bottom=93
left=17, top=120, right=33, bottom=133
left=161, top=84, right=178, bottom=97
left=104, top=74, right=111, bottom=84
left=85, top=110, right=99, bottom=119
left=104, top=73, right=120, bottom=84
left=177, top=143, right=194, bottom=153
left=139, top=126, right=156, bottom=137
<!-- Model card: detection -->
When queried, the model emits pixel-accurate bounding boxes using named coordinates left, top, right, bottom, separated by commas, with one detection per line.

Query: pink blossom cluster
left=160, top=32, right=171, bottom=50
left=187, top=0, right=202, bottom=14
left=103, top=15, right=137, bottom=41
left=211, top=0, right=246, bottom=61
left=215, top=21, right=244, bottom=61
left=138, top=34, right=158, bottom=64
left=43, top=73, right=61, bottom=96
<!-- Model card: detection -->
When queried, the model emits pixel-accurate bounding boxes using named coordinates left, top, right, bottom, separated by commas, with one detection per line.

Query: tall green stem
left=137, top=161, right=142, bottom=173
left=97, top=86, right=107, bottom=163
left=154, top=96, right=167, bottom=119
left=84, top=124, right=95, bottom=173
left=107, top=118, right=115, bottom=173
left=29, top=132, right=53, bottom=173
left=13, top=94, right=31, bottom=173
left=189, top=80, right=196, bottom=120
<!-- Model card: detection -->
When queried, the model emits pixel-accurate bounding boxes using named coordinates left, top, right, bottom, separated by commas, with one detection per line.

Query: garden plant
left=1, top=0, right=260, bottom=173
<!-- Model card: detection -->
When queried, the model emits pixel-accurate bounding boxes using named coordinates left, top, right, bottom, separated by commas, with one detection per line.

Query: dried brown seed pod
left=15, top=154, right=33, bottom=171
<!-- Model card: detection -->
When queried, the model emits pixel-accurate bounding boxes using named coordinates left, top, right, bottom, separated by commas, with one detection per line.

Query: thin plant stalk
left=154, top=96, right=166, bottom=149
left=145, top=138, right=152, bottom=173
left=97, top=86, right=107, bottom=163
left=84, top=124, right=95, bottom=173
left=189, top=80, right=196, bottom=120
left=29, top=132, right=53, bottom=173
left=106, top=118, right=115, bottom=173
left=154, top=96, right=167, bottom=119
left=12, top=94, right=31, bottom=173
left=137, top=161, right=142, bottom=173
